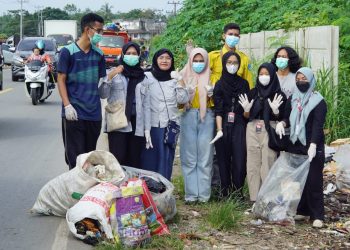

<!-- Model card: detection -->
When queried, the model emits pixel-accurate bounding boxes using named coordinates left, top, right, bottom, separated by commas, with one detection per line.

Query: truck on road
left=44, top=20, right=77, bottom=49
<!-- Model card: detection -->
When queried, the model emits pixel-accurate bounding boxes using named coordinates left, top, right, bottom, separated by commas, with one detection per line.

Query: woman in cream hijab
left=179, top=44, right=215, bottom=204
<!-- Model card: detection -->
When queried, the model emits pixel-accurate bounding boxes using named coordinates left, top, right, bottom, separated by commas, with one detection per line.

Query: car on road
left=11, top=37, right=58, bottom=81
left=1, top=43, right=14, bottom=65
left=0, top=50, right=3, bottom=90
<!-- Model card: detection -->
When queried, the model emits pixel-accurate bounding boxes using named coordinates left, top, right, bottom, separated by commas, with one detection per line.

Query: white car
left=1, top=43, right=14, bottom=65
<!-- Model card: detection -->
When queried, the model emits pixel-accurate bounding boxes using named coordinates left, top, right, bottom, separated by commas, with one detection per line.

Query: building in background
left=113, top=19, right=166, bottom=42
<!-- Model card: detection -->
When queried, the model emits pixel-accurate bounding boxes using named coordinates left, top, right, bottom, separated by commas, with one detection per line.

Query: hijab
left=119, top=42, right=145, bottom=120
left=289, top=67, right=324, bottom=145
left=151, top=48, right=175, bottom=81
left=180, top=48, right=210, bottom=121
left=250, top=62, right=282, bottom=124
left=218, top=51, right=246, bottom=96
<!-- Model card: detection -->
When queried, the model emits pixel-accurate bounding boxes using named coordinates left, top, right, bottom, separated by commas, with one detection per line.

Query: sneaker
left=312, top=219, right=323, bottom=228
left=294, top=215, right=310, bottom=221
left=184, top=200, right=197, bottom=205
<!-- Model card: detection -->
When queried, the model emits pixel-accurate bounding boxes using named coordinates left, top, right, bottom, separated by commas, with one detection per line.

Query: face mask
left=276, top=57, right=289, bottom=70
left=296, top=81, right=310, bottom=93
left=89, top=32, right=103, bottom=45
left=123, top=55, right=139, bottom=66
left=258, top=75, right=270, bottom=86
left=226, top=64, right=238, bottom=74
left=225, top=35, right=240, bottom=48
left=192, top=62, right=206, bottom=73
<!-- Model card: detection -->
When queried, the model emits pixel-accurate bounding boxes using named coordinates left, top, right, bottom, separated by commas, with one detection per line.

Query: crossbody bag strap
left=156, top=80, right=171, bottom=121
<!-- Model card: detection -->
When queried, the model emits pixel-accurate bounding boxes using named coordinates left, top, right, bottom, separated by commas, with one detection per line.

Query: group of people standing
left=57, top=13, right=327, bottom=228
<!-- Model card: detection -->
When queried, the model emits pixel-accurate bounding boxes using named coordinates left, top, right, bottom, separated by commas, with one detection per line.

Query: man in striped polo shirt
left=57, top=13, right=106, bottom=169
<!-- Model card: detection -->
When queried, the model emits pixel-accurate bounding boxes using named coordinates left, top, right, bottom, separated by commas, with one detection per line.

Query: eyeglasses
left=226, top=61, right=239, bottom=66
left=89, top=26, right=104, bottom=34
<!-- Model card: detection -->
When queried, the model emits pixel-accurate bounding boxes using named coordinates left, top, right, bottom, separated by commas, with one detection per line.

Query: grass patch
left=206, top=196, right=245, bottom=231
left=172, top=175, right=185, bottom=199
left=96, top=234, right=184, bottom=250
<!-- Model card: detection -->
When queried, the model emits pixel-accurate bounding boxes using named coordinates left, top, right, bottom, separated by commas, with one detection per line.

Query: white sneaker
left=312, top=219, right=324, bottom=228
left=294, top=215, right=310, bottom=221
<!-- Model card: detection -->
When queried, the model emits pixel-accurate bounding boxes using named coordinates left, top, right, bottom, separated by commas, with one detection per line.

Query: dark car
left=0, top=50, right=3, bottom=90
left=11, top=37, right=58, bottom=81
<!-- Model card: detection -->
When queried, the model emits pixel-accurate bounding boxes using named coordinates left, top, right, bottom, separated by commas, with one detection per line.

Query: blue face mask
left=276, top=57, right=289, bottom=70
left=192, top=62, right=206, bottom=73
left=225, top=35, right=240, bottom=48
left=123, top=55, right=139, bottom=66
left=90, top=33, right=103, bottom=45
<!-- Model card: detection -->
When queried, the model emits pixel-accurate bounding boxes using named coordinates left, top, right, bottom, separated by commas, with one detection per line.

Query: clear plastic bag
left=334, top=144, right=350, bottom=192
left=253, top=152, right=310, bottom=224
left=121, top=166, right=177, bottom=222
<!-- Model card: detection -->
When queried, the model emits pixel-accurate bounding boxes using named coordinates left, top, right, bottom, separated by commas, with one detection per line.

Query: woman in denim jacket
left=99, top=42, right=150, bottom=168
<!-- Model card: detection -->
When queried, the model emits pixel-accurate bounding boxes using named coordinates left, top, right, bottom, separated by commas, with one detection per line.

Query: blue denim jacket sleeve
left=175, top=82, right=190, bottom=104
left=142, top=79, right=151, bottom=132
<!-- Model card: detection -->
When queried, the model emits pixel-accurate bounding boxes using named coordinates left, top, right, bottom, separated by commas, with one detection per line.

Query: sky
left=0, top=0, right=177, bottom=15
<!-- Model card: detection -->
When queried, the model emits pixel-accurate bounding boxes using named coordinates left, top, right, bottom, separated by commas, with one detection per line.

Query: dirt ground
left=169, top=154, right=350, bottom=250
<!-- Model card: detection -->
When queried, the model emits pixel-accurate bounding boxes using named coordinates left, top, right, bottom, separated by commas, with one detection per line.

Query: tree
left=42, top=7, right=69, bottom=20
left=63, top=4, right=79, bottom=16
left=98, top=3, right=114, bottom=22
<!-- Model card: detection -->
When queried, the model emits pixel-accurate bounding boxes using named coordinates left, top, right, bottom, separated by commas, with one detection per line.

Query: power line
left=167, top=1, right=181, bottom=16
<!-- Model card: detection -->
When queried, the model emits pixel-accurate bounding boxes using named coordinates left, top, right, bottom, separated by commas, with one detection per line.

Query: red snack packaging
left=141, top=179, right=170, bottom=235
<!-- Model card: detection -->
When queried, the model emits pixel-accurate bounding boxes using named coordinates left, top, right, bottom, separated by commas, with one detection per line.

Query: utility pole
left=154, top=9, right=163, bottom=35
left=35, top=5, right=43, bottom=36
left=167, top=1, right=181, bottom=16
left=19, top=0, right=28, bottom=40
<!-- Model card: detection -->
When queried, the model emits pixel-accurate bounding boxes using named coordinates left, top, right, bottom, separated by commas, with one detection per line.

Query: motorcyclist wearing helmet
left=33, top=40, right=55, bottom=87
left=35, top=40, right=52, bottom=64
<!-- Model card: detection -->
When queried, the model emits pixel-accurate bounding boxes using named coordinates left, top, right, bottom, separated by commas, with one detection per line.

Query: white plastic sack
left=121, top=166, right=177, bottom=222
left=66, top=182, right=119, bottom=240
left=31, top=150, right=125, bottom=216
left=334, top=144, right=350, bottom=191
left=253, top=152, right=310, bottom=224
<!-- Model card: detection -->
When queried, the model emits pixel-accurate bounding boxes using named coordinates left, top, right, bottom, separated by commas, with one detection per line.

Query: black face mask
left=296, top=81, right=310, bottom=93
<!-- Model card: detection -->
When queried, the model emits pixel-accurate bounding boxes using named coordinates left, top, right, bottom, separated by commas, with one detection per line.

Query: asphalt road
left=0, top=68, right=93, bottom=250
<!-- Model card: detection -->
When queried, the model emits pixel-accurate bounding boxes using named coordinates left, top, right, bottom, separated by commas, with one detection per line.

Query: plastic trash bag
left=110, top=179, right=151, bottom=247
left=121, top=166, right=177, bottom=222
left=66, top=183, right=120, bottom=244
left=334, top=144, right=350, bottom=192
left=31, top=150, right=125, bottom=216
left=253, top=152, right=310, bottom=224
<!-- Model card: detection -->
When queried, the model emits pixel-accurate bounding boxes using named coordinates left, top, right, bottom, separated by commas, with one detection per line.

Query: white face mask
left=226, top=64, right=238, bottom=74
left=259, top=75, right=270, bottom=86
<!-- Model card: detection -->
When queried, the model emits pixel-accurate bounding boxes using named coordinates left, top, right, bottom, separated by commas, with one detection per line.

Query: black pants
left=61, top=118, right=101, bottom=169
left=297, top=150, right=325, bottom=220
left=107, top=116, right=144, bottom=168
left=215, top=121, right=247, bottom=197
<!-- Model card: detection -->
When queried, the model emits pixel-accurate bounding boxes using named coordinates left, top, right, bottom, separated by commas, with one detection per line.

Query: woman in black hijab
left=211, top=51, right=250, bottom=198
left=99, top=42, right=150, bottom=168
left=243, top=62, right=286, bottom=202
left=140, top=48, right=189, bottom=180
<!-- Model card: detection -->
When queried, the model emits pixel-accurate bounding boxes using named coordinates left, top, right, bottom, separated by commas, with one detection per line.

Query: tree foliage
left=151, top=0, right=350, bottom=68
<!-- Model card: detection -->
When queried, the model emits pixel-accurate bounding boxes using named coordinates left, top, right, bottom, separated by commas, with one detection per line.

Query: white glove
left=268, top=93, right=284, bottom=115
left=170, top=70, right=183, bottom=81
left=275, top=121, right=285, bottom=139
left=145, top=130, right=153, bottom=149
left=187, top=84, right=196, bottom=96
left=238, top=94, right=254, bottom=113
left=210, top=130, right=223, bottom=144
left=206, top=85, right=214, bottom=97
left=308, top=143, right=317, bottom=162
left=64, top=104, right=78, bottom=121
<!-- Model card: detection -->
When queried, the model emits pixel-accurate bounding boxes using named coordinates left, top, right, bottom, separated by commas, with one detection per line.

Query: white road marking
left=0, top=88, right=13, bottom=94
left=51, top=219, right=69, bottom=250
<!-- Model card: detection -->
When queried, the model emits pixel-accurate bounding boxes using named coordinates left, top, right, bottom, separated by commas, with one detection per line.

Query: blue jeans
left=180, top=109, right=215, bottom=202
